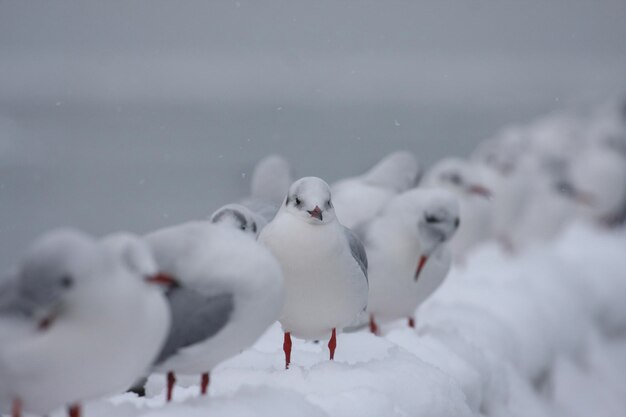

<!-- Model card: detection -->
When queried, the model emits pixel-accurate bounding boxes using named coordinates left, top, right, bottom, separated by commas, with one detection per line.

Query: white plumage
left=364, top=188, right=459, bottom=330
left=331, top=151, right=421, bottom=229
left=259, top=177, right=368, bottom=366
left=144, top=222, right=284, bottom=397
left=0, top=230, right=170, bottom=416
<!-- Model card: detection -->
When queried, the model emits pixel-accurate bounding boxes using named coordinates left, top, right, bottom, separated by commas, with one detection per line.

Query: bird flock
left=1, top=101, right=625, bottom=417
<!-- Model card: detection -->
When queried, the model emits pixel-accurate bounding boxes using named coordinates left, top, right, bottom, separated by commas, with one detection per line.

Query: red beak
left=574, top=191, right=595, bottom=206
left=145, top=272, right=179, bottom=288
left=307, top=206, right=323, bottom=221
left=415, top=255, right=428, bottom=281
left=467, top=184, right=492, bottom=199
left=38, top=314, right=56, bottom=331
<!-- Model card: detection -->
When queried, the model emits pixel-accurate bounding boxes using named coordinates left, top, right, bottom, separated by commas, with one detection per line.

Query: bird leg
left=283, top=332, right=292, bottom=369
left=200, top=372, right=210, bottom=395
left=12, top=398, right=21, bottom=417
left=369, top=314, right=379, bottom=335
left=166, top=371, right=176, bottom=402
left=67, top=403, right=81, bottom=417
left=408, top=317, right=415, bottom=328
left=328, top=328, right=337, bottom=360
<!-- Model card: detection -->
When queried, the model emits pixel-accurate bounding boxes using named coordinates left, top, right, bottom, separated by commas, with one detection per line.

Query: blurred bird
left=210, top=203, right=267, bottom=237
left=331, top=151, right=421, bottom=229
left=422, top=158, right=492, bottom=263
left=362, top=188, right=460, bottom=334
left=144, top=222, right=284, bottom=401
left=569, top=145, right=626, bottom=227
left=240, top=154, right=294, bottom=223
left=259, top=177, right=368, bottom=369
left=0, top=230, right=170, bottom=417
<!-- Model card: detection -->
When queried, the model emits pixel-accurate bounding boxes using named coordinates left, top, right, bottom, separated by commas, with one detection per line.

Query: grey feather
left=155, top=287, right=234, bottom=365
left=344, top=227, right=368, bottom=281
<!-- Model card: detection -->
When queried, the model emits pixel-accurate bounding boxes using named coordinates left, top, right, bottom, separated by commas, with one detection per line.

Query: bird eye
left=295, top=197, right=302, bottom=206
left=449, top=173, right=462, bottom=185
left=60, top=275, right=74, bottom=288
left=326, top=199, right=332, bottom=208
left=240, top=224, right=246, bottom=230
left=425, top=214, right=441, bottom=224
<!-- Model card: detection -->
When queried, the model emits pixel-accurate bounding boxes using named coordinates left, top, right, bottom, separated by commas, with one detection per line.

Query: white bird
left=240, top=154, right=294, bottom=223
left=144, top=222, right=284, bottom=401
left=569, top=145, right=626, bottom=226
left=504, top=155, right=579, bottom=249
left=362, top=188, right=460, bottom=334
left=422, top=158, right=492, bottom=263
left=0, top=229, right=170, bottom=417
left=331, top=151, right=421, bottom=229
left=258, top=177, right=369, bottom=369
left=210, top=203, right=267, bottom=237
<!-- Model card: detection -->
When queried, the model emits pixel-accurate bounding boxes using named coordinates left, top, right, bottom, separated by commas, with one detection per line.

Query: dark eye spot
left=60, top=276, right=74, bottom=288
left=326, top=199, right=332, bottom=208
left=251, top=222, right=257, bottom=233
left=240, top=224, right=246, bottom=231
left=295, top=197, right=302, bottom=206
left=449, top=173, right=462, bottom=185
left=425, top=214, right=441, bottom=224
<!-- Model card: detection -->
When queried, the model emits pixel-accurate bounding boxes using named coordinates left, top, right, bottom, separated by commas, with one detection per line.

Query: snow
left=36, top=221, right=626, bottom=417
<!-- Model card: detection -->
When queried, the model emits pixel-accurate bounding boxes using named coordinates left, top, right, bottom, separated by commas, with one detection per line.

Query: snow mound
left=49, top=222, right=626, bottom=417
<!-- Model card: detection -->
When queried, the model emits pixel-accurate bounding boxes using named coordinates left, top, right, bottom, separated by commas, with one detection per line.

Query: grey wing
left=155, top=287, right=234, bottom=365
left=344, top=227, right=368, bottom=281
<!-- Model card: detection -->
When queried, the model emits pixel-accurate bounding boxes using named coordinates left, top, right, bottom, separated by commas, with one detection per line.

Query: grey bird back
left=344, top=227, right=368, bottom=281
left=155, top=287, right=234, bottom=365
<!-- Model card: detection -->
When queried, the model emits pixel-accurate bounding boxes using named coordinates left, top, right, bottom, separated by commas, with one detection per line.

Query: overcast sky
left=1, top=1, right=625, bottom=105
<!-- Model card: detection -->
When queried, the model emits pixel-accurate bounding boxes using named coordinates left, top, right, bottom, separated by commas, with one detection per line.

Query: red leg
left=68, top=403, right=81, bottom=417
left=328, top=328, right=337, bottom=360
left=12, top=398, right=21, bottom=417
left=369, top=314, right=379, bottom=335
left=408, top=317, right=415, bottom=328
left=200, top=372, right=210, bottom=395
left=283, top=332, right=292, bottom=369
left=166, top=371, right=176, bottom=402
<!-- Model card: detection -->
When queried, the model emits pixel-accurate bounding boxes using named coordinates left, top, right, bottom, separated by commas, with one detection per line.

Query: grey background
left=1, top=1, right=625, bottom=269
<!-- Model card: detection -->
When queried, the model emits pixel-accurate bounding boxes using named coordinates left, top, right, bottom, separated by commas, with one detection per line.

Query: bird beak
left=573, top=190, right=594, bottom=206
left=145, top=273, right=179, bottom=288
left=467, top=184, right=492, bottom=199
left=414, top=255, right=428, bottom=281
left=307, top=206, right=323, bottom=221
left=38, top=312, right=57, bottom=331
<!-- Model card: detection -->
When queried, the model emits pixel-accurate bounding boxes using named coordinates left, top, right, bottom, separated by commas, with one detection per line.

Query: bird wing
left=155, top=287, right=234, bottom=364
left=343, top=226, right=368, bottom=281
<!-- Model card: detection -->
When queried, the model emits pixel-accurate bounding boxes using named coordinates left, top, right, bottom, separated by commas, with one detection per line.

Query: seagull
left=210, top=203, right=267, bottom=237
left=258, top=177, right=369, bottom=369
left=422, top=157, right=492, bottom=263
left=362, top=188, right=460, bottom=334
left=331, top=151, right=421, bottom=229
left=240, top=154, right=294, bottom=223
left=0, top=229, right=170, bottom=417
left=144, top=222, right=284, bottom=401
left=569, top=144, right=626, bottom=227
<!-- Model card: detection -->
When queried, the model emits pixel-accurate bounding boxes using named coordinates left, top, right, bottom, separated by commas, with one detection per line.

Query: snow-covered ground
left=47, top=221, right=626, bottom=417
